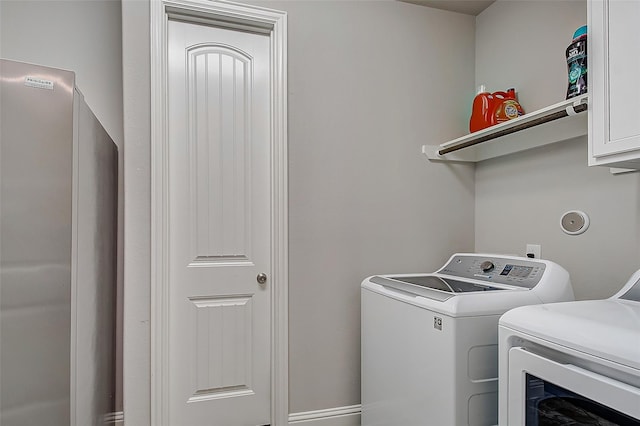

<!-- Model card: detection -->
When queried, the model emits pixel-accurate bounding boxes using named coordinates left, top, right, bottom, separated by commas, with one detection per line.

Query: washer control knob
left=480, top=261, right=495, bottom=273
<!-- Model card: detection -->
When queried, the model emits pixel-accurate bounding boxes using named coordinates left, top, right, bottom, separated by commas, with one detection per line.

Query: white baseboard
left=288, top=404, right=361, bottom=425
left=116, top=406, right=360, bottom=425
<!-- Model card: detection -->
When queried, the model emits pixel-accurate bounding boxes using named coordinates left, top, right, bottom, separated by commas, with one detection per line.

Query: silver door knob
left=257, top=273, right=268, bottom=284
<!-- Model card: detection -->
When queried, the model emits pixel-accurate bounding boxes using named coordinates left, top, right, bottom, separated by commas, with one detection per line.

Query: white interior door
left=167, top=19, right=271, bottom=426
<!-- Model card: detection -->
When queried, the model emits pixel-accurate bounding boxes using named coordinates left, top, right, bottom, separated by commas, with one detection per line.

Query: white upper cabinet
left=589, top=0, right=640, bottom=168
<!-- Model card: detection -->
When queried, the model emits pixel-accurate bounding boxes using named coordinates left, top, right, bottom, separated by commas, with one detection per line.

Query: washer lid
left=370, top=275, right=505, bottom=302
left=500, top=300, right=640, bottom=371
left=392, top=275, right=506, bottom=293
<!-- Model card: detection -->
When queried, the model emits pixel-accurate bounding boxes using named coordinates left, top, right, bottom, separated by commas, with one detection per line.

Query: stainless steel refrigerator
left=0, top=59, right=118, bottom=426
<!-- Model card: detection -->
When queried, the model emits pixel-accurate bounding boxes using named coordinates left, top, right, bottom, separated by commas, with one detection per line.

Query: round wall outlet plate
left=560, top=210, right=590, bottom=235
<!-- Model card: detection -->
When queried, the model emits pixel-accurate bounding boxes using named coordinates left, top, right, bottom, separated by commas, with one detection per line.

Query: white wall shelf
left=422, top=94, right=588, bottom=163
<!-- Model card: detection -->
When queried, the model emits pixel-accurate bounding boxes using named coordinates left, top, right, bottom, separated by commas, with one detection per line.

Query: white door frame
left=150, top=1, right=288, bottom=425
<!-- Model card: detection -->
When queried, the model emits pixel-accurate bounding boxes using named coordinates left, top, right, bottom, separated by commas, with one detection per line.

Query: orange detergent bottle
left=469, top=85, right=493, bottom=133
left=469, top=87, right=525, bottom=133
left=491, top=88, right=525, bottom=125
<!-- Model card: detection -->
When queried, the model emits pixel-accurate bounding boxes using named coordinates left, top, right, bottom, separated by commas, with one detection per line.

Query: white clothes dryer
left=499, top=268, right=640, bottom=425
left=361, top=253, right=574, bottom=426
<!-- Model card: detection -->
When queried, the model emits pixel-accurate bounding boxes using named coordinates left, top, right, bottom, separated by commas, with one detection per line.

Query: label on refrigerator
left=24, top=76, right=54, bottom=90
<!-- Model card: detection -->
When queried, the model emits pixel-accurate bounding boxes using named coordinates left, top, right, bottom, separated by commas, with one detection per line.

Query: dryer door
left=506, top=347, right=640, bottom=425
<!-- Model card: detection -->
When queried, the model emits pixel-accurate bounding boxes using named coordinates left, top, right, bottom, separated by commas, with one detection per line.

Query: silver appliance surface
left=1, top=59, right=118, bottom=426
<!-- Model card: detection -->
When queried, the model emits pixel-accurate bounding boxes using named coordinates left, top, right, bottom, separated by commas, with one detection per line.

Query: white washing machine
left=361, top=253, right=574, bottom=426
left=499, top=268, right=640, bottom=425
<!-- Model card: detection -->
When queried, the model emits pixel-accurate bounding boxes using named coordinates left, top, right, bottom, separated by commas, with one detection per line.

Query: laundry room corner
left=473, top=0, right=640, bottom=301
left=3, top=0, right=640, bottom=425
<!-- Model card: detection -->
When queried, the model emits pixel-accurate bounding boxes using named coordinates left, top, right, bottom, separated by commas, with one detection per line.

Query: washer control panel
left=439, top=254, right=546, bottom=289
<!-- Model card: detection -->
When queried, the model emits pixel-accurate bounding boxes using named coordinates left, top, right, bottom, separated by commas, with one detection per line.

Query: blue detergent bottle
left=566, top=25, right=588, bottom=99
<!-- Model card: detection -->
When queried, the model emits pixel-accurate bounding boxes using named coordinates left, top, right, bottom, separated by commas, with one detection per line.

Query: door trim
left=150, top=1, right=288, bottom=425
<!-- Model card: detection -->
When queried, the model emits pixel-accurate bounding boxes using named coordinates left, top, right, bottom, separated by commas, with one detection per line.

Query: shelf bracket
left=566, top=97, right=586, bottom=116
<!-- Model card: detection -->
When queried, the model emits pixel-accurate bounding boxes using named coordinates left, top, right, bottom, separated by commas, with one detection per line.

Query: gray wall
left=0, top=0, right=123, bottom=146
left=122, top=0, right=476, bottom=422
left=261, top=1, right=476, bottom=412
left=474, top=0, right=640, bottom=300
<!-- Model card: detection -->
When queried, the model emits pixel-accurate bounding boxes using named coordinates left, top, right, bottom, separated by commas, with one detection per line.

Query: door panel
left=189, top=45, right=252, bottom=264
left=168, top=19, right=271, bottom=425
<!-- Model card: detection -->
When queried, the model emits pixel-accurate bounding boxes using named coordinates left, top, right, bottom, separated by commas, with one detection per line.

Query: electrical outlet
left=526, top=244, right=541, bottom=259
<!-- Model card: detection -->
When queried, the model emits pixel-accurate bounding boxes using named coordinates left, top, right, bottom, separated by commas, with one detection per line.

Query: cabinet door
left=589, top=0, right=640, bottom=165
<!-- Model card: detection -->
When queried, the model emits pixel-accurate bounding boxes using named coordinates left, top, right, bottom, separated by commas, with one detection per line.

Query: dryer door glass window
left=525, top=374, right=640, bottom=425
